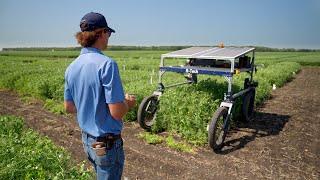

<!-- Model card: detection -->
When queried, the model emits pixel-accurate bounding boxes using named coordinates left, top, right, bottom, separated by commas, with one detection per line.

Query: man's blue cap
left=80, top=12, right=115, bottom=33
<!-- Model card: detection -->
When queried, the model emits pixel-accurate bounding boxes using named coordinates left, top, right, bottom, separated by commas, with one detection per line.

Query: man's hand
left=64, top=101, right=77, bottom=114
left=125, top=93, right=136, bottom=109
left=108, top=93, right=136, bottom=121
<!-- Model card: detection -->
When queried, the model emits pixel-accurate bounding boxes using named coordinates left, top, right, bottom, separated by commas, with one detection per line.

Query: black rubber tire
left=241, top=88, right=256, bottom=122
left=137, top=95, right=159, bottom=131
left=208, top=107, right=229, bottom=152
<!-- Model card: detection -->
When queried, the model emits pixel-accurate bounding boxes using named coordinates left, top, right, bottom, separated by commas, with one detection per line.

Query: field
left=0, top=49, right=319, bottom=179
left=0, top=50, right=312, bottom=143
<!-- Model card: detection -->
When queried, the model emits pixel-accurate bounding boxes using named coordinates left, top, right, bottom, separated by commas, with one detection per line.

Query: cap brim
left=107, top=27, right=115, bottom=33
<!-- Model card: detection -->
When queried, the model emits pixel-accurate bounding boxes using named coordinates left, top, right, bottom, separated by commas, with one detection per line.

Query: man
left=64, top=12, right=136, bottom=180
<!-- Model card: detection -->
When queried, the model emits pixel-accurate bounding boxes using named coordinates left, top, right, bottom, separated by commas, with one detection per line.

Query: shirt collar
left=80, top=47, right=104, bottom=55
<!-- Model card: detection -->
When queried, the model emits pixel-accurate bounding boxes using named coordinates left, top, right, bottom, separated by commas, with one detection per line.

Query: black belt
left=85, top=132, right=121, bottom=142
left=84, top=132, right=122, bottom=150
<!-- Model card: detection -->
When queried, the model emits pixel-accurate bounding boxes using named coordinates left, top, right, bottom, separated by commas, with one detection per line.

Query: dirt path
left=0, top=67, right=319, bottom=179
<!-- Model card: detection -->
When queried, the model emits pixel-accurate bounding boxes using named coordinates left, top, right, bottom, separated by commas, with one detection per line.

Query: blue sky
left=0, top=0, right=319, bottom=49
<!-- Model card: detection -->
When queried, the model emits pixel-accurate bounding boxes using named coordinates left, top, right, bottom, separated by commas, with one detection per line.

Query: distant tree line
left=2, top=45, right=320, bottom=52
left=249, top=46, right=320, bottom=52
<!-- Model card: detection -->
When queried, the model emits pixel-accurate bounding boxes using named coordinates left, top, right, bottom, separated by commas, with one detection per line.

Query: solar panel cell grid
left=162, top=47, right=254, bottom=60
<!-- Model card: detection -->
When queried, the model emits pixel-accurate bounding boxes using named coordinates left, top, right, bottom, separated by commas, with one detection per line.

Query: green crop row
left=0, top=115, right=92, bottom=179
left=1, top=50, right=319, bottom=66
left=256, top=52, right=320, bottom=66
left=0, top=50, right=315, bottom=146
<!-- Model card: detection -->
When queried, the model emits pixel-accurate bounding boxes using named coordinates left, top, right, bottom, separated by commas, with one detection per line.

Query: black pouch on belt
left=91, top=136, right=114, bottom=156
left=92, top=142, right=106, bottom=156
left=96, top=134, right=120, bottom=150
left=105, top=135, right=115, bottom=150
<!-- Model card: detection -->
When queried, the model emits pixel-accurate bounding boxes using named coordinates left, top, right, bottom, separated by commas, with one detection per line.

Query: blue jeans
left=81, top=132, right=125, bottom=180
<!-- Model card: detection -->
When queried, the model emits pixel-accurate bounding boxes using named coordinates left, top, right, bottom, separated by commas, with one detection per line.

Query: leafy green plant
left=137, top=132, right=164, bottom=144
left=0, top=115, right=92, bottom=179
left=44, top=99, right=65, bottom=115
left=165, top=136, right=194, bottom=153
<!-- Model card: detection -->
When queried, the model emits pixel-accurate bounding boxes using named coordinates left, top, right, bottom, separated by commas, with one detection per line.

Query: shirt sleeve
left=100, top=61, right=125, bottom=104
left=64, top=72, right=73, bottom=102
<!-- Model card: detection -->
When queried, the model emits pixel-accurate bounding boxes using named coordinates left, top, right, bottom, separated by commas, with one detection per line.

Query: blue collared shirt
left=64, top=47, right=125, bottom=137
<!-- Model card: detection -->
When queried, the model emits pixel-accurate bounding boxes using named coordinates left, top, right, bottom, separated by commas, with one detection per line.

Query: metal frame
left=140, top=46, right=258, bottom=151
left=156, top=47, right=256, bottom=105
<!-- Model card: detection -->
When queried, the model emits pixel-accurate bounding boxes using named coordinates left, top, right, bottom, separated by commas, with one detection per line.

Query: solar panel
left=162, top=47, right=254, bottom=60
left=163, top=47, right=214, bottom=57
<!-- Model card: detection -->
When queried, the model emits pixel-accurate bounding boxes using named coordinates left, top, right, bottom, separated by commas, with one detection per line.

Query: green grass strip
left=0, top=115, right=92, bottom=179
